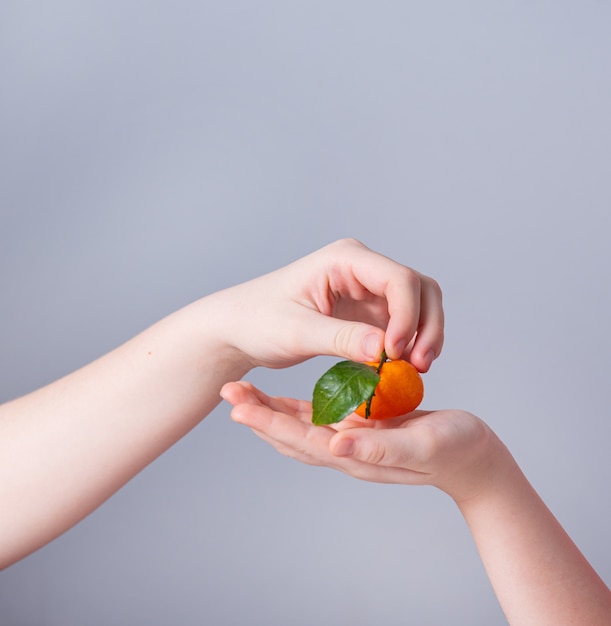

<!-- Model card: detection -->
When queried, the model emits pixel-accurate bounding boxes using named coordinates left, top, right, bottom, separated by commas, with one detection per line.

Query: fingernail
left=393, top=338, right=408, bottom=359
left=231, top=407, right=246, bottom=424
left=333, top=437, right=355, bottom=457
left=363, top=333, right=382, bottom=360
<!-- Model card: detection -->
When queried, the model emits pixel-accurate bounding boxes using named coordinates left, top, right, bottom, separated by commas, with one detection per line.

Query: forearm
left=0, top=297, right=250, bottom=569
left=0, top=239, right=446, bottom=569
left=455, top=448, right=611, bottom=625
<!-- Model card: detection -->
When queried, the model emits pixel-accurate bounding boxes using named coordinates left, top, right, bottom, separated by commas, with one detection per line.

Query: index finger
left=392, top=272, right=444, bottom=371
left=344, top=243, right=444, bottom=366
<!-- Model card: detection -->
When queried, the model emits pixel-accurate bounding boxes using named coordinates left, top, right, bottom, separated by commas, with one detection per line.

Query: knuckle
left=333, top=323, right=359, bottom=356
left=337, top=237, right=365, bottom=249
left=359, top=441, right=389, bottom=465
left=427, top=277, right=443, bottom=300
left=325, top=237, right=367, bottom=258
left=399, top=265, right=421, bottom=286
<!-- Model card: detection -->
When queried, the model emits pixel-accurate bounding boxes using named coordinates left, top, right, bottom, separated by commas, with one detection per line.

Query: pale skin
left=220, top=386, right=611, bottom=625
left=0, top=238, right=444, bottom=569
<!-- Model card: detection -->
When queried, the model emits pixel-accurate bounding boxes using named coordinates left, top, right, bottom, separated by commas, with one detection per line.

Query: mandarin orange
left=354, top=359, right=424, bottom=419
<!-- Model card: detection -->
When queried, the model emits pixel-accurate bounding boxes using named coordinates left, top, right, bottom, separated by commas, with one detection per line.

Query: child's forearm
left=0, top=239, right=445, bottom=569
left=0, top=297, right=250, bottom=569
left=455, top=450, right=611, bottom=625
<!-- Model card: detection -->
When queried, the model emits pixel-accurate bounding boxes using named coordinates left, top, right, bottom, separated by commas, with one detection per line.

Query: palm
left=222, top=381, right=490, bottom=489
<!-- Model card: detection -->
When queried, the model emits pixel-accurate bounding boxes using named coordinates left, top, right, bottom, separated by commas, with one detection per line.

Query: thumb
left=330, top=429, right=411, bottom=468
left=300, top=313, right=385, bottom=362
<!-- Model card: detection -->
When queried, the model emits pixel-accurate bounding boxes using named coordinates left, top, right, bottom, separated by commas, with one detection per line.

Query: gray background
left=1, top=1, right=610, bottom=624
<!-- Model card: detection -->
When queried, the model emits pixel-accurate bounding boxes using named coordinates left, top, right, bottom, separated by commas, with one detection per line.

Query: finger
left=381, top=267, right=423, bottom=360
left=229, top=399, right=337, bottom=463
left=329, top=425, right=431, bottom=481
left=334, top=242, right=443, bottom=365
left=306, top=240, right=422, bottom=361
left=231, top=398, right=426, bottom=484
left=338, top=257, right=423, bottom=360
left=294, top=310, right=386, bottom=362
left=221, top=381, right=311, bottom=417
left=293, top=240, right=445, bottom=364
left=405, top=275, right=445, bottom=372
left=247, top=421, right=423, bottom=484
left=344, top=257, right=440, bottom=364
left=220, top=381, right=260, bottom=406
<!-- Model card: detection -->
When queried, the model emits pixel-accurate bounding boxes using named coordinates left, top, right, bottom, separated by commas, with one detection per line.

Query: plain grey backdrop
left=1, top=2, right=610, bottom=624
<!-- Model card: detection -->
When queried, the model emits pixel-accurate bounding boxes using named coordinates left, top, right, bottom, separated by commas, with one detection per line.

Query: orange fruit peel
left=311, top=352, right=424, bottom=425
left=354, top=358, right=424, bottom=420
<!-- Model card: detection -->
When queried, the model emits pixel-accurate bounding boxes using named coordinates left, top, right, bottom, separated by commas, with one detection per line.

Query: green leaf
left=312, top=361, right=380, bottom=425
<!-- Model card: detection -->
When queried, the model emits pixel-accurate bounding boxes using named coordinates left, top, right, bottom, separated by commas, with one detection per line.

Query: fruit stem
left=376, top=350, right=387, bottom=374
left=365, top=351, right=387, bottom=419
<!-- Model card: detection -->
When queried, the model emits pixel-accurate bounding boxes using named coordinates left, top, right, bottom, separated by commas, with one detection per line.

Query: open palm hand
left=221, top=380, right=501, bottom=500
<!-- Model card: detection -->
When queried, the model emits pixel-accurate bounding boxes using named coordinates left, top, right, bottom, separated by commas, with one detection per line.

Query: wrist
left=179, top=294, right=256, bottom=380
left=440, top=425, right=520, bottom=506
